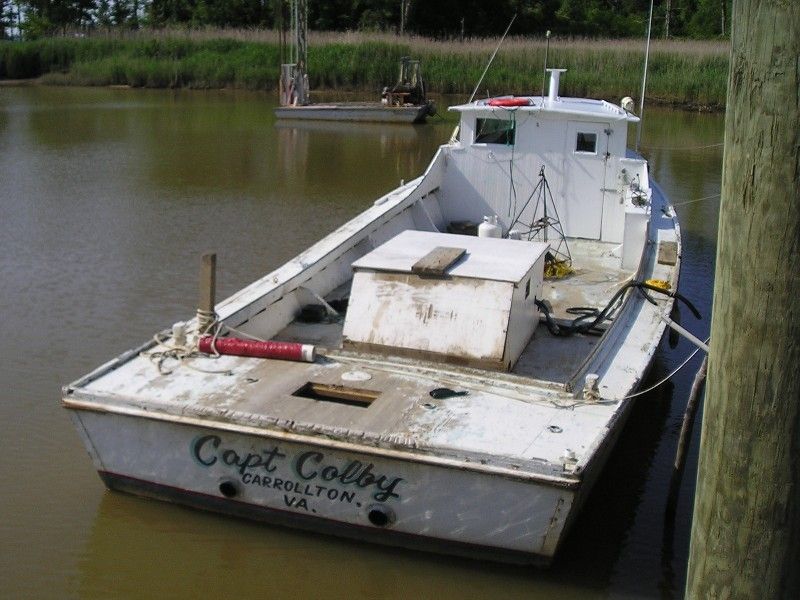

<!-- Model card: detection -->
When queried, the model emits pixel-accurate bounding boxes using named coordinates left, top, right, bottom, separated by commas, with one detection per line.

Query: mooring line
left=641, top=142, right=723, bottom=151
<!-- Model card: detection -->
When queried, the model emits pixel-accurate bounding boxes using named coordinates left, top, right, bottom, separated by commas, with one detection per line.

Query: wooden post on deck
left=197, top=253, right=217, bottom=333
left=685, top=1, right=800, bottom=598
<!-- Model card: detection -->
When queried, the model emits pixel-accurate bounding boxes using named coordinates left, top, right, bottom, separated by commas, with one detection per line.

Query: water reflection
left=274, top=120, right=426, bottom=187
left=79, top=493, right=594, bottom=600
left=0, top=86, right=722, bottom=599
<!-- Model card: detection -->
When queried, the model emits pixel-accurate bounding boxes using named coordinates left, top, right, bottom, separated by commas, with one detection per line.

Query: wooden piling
left=685, top=1, right=800, bottom=598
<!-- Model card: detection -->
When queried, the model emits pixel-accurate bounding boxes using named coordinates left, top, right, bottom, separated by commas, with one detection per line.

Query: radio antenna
left=450, top=13, right=517, bottom=143
left=540, top=30, right=551, bottom=104
left=467, top=13, right=516, bottom=104
left=635, top=0, right=654, bottom=152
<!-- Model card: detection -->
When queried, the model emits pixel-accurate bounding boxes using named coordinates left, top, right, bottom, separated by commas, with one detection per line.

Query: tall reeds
left=0, top=30, right=729, bottom=107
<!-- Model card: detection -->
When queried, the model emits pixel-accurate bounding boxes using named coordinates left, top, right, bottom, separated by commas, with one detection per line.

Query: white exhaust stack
left=547, top=68, right=567, bottom=105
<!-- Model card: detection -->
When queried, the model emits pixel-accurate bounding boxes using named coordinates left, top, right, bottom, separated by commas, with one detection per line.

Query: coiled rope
left=142, top=318, right=229, bottom=376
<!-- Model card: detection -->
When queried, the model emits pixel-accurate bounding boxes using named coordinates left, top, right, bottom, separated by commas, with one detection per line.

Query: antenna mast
left=450, top=13, right=516, bottom=144
left=280, top=0, right=309, bottom=107
left=509, top=166, right=573, bottom=278
left=467, top=13, right=516, bottom=104
left=540, top=30, right=551, bottom=103
left=636, top=0, right=654, bottom=152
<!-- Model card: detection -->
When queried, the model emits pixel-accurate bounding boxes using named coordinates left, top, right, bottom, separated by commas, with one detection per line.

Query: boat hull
left=274, top=103, right=429, bottom=124
left=70, top=408, right=575, bottom=564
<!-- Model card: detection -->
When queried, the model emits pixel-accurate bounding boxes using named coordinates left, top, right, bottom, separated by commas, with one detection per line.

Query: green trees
left=145, top=0, right=271, bottom=27
left=686, top=0, right=731, bottom=37
left=0, top=1, right=16, bottom=40
left=1, top=1, right=733, bottom=41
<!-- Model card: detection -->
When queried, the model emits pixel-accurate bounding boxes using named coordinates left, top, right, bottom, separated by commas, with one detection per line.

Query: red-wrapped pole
left=199, top=336, right=315, bottom=363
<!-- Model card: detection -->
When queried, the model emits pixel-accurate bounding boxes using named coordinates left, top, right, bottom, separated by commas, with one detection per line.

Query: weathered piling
left=685, top=1, right=800, bottom=598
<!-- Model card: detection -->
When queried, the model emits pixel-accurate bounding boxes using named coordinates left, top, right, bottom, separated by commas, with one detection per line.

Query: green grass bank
left=0, top=30, right=729, bottom=109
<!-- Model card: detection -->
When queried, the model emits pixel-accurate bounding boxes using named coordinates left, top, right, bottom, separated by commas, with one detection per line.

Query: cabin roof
left=448, top=96, right=639, bottom=123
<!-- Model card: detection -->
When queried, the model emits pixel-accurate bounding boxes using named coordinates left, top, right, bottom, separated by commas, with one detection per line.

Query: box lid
left=352, top=230, right=549, bottom=283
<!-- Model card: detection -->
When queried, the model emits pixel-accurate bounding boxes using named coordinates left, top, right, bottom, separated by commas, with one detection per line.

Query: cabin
left=445, top=69, right=650, bottom=270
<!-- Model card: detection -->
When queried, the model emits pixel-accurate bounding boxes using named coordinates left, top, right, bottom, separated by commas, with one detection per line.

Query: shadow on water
left=79, top=493, right=590, bottom=600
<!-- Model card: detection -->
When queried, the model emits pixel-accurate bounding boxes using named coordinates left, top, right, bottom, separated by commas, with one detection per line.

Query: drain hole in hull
left=367, top=505, right=394, bottom=527
left=219, top=480, right=239, bottom=498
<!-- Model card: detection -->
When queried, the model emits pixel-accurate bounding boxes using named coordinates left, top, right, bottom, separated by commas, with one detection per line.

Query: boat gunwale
left=566, top=179, right=682, bottom=479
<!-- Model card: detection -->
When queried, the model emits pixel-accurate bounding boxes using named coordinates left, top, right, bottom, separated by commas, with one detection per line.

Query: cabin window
left=575, top=132, right=597, bottom=153
left=475, top=118, right=515, bottom=145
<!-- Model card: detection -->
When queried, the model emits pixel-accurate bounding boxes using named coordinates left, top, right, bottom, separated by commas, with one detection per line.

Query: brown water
left=0, top=86, right=723, bottom=599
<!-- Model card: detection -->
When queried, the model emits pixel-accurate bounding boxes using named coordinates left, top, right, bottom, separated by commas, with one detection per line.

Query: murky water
left=0, top=86, right=722, bottom=599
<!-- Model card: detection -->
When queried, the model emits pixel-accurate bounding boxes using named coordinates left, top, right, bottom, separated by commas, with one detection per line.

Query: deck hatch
left=292, top=382, right=379, bottom=408
left=345, top=231, right=549, bottom=371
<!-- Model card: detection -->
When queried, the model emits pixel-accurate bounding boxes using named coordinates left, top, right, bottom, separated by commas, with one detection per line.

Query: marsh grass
left=0, top=29, right=729, bottom=107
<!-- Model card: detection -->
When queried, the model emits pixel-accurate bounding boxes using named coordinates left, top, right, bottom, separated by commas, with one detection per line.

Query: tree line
left=1, top=1, right=732, bottom=41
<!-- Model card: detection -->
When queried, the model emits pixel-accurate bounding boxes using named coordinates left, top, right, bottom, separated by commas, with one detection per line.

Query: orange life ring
left=488, top=97, right=531, bottom=107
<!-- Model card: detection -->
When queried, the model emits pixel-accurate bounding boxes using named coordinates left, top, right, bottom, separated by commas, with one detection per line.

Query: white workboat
left=64, top=69, right=682, bottom=565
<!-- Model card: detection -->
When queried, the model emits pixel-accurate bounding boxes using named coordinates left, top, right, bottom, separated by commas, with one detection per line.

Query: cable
left=536, top=280, right=700, bottom=338
left=640, top=142, right=723, bottom=151
left=507, top=110, right=517, bottom=217
left=221, top=322, right=267, bottom=342
left=620, top=338, right=709, bottom=400
left=670, top=193, right=720, bottom=207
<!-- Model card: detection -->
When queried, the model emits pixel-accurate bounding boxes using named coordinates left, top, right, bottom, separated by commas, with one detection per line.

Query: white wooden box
left=343, top=230, right=548, bottom=370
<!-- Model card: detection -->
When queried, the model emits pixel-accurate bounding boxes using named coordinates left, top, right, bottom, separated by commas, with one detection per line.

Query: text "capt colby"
left=191, top=435, right=403, bottom=502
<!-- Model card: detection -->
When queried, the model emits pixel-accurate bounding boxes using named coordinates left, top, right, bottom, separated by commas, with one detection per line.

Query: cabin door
left=561, top=121, right=610, bottom=239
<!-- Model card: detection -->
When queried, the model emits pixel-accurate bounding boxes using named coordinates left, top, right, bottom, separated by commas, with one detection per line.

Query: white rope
left=671, top=193, right=720, bottom=207
left=141, top=321, right=230, bottom=376
left=548, top=397, right=619, bottom=410
left=621, top=336, right=710, bottom=400
left=641, top=142, right=723, bottom=151
left=220, top=322, right=267, bottom=342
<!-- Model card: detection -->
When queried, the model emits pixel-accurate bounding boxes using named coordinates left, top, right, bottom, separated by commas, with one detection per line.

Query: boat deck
left=69, top=234, right=646, bottom=480
left=73, top=338, right=606, bottom=479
